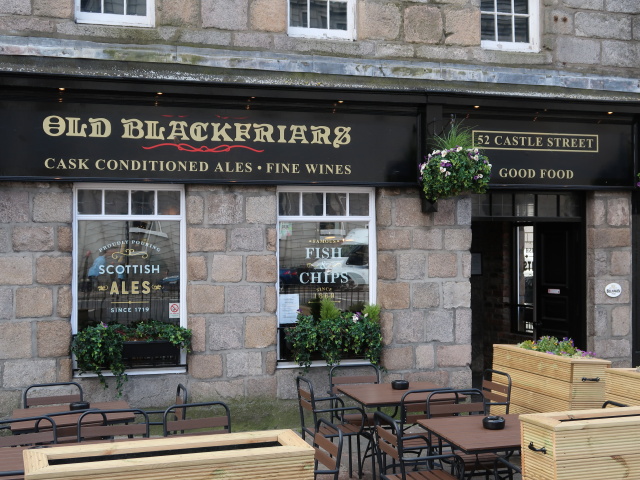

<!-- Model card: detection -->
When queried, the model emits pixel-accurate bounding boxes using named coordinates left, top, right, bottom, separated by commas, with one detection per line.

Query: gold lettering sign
left=473, top=130, right=599, bottom=153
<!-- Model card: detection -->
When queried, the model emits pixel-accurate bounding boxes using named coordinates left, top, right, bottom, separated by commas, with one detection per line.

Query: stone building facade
left=0, top=0, right=638, bottom=413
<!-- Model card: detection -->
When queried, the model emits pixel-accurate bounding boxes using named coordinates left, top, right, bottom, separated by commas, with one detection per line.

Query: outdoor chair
left=0, top=416, right=58, bottom=480
left=492, top=456, right=521, bottom=480
left=0, top=415, right=58, bottom=447
left=297, top=375, right=375, bottom=479
left=374, top=410, right=465, bottom=480
left=328, top=364, right=383, bottom=426
left=22, top=381, right=84, bottom=408
left=162, top=401, right=231, bottom=436
left=426, top=388, right=498, bottom=480
left=397, top=387, right=449, bottom=456
left=313, top=418, right=344, bottom=480
left=76, top=409, right=150, bottom=442
left=481, top=369, right=512, bottom=415
left=145, top=383, right=188, bottom=426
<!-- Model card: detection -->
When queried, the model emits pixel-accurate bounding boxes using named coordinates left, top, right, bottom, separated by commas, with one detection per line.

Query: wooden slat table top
left=418, top=414, right=521, bottom=455
left=10, top=401, right=132, bottom=433
left=336, top=381, right=453, bottom=408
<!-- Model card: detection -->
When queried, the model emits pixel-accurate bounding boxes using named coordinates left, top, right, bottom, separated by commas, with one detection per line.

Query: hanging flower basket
left=419, top=122, right=492, bottom=204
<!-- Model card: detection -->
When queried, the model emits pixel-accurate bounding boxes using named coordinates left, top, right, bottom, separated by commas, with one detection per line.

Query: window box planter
left=605, top=367, right=640, bottom=406
left=492, top=344, right=611, bottom=414
left=24, top=430, right=314, bottom=480
left=520, top=406, right=640, bottom=480
left=122, top=340, right=181, bottom=368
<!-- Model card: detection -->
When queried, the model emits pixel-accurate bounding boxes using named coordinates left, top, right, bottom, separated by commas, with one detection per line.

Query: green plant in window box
left=419, top=122, right=492, bottom=206
left=71, top=319, right=192, bottom=396
left=286, top=298, right=383, bottom=372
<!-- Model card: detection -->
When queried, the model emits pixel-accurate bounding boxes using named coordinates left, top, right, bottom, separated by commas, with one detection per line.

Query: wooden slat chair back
left=482, top=369, right=512, bottom=415
left=22, top=382, right=84, bottom=408
left=426, top=389, right=486, bottom=418
left=328, top=364, right=383, bottom=426
left=0, top=416, right=57, bottom=447
left=399, top=388, right=449, bottom=426
left=162, top=401, right=231, bottom=436
left=313, top=418, right=343, bottom=480
left=373, top=411, right=464, bottom=480
left=297, top=376, right=374, bottom=479
left=76, top=409, right=150, bottom=442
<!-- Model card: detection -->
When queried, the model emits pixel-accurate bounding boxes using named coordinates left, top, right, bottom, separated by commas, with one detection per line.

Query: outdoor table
left=10, top=400, right=132, bottom=434
left=336, top=381, right=454, bottom=409
left=417, top=413, right=521, bottom=456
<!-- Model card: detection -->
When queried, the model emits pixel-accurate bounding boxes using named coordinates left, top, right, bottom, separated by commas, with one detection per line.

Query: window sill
left=73, top=366, right=186, bottom=378
left=276, top=358, right=373, bottom=370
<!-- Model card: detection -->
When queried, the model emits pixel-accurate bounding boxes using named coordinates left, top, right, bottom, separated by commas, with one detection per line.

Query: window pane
left=127, top=0, right=146, bottom=15
left=289, top=0, right=307, bottom=26
left=77, top=220, right=181, bottom=329
left=104, top=0, right=124, bottom=14
left=326, top=193, right=346, bottom=216
left=538, top=195, right=557, bottom=217
left=78, top=189, right=102, bottom=215
left=81, top=0, right=102, bottom=12
left=279, top=192, right=300, bottom=216
left=329, top=1, right=347, bottom=30
left=515, top=194, right=535, bottom=216
left=497, top=0, right=512, bottom=13
left=481, top=0, right=494, bottom=10
left=497, top=15, right=513, bottom=42
left=278, top=221, right=369, bottom=312
left=491, top=193, right=513, bottom=216
left=514, top=17, right=529, bottom=42
left=349, top=193, right=369, bottom=216
left=132, top=190, right=155, bottom=215
left=105, top=190, right=128, bottom=215
left=309, top=0, right=327, bottom=28
left=302, top=192, right=323, bottom=216
left=471, top=194, right=491, bottom=217
left=514, top=0, right=528, bottom=14
left=559, top=195, right=580, bottom=218
left=481, top=14, right=496, bottom=40
left=158, top=191, right=180, bottom=215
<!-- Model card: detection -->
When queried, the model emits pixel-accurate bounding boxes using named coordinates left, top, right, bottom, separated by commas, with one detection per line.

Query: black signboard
left=0, top=99, right=419, bottom=185
left=469, top=118, right=633, bottom=188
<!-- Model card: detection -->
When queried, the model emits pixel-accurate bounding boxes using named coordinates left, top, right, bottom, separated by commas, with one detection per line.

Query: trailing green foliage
left=71, top=319, right=192, bottom=396
left=286, top=298, right=383, bottom=372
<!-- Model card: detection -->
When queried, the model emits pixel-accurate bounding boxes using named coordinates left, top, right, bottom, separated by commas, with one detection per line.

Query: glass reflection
left=329, top=1, right=347, bottom=30
left=289, top=0, right=307, bottom=27
left=104, top=0, right=124, bottom=14
left=78, top=190, right=102, bottom=215
left=105, top=191, right=128, bottom=215
left=309, top=0, right=327, bottom=28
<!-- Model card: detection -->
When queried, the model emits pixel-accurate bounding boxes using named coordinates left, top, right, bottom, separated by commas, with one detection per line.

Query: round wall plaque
left=605, top=283, right=622, bottom=298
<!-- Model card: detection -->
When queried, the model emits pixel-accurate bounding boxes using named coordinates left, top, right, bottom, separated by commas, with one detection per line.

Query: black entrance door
left=535, top=222, right=585, bottom=347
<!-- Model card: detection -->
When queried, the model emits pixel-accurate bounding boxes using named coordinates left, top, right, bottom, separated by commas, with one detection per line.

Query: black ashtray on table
left=391, top=380, right=409, bottom=390
left=482, top=415, right=505, bottom=430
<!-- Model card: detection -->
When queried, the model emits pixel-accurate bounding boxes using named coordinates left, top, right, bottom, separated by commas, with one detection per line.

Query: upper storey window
left=76, top=0, right=155, bottom=27
left=481, top=0, right=539, bottom=52
left=288, top=0, right=355, bottom=40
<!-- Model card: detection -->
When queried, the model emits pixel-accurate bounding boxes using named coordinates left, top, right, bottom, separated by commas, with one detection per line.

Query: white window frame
left=75, top=0, right=155, bottom=27
left=481, top=0, right=540, bottom=53
left=72, top=183, right=186, bottom=376
left=276, top=186, right=376, bottom=369
left=287, top=0, right=356, bottom=40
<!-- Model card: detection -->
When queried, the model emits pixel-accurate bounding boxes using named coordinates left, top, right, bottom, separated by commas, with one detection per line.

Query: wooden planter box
left=24, top=430, right=314, bottom=480
left=605, top=367, right=640, bottom=406
left=492, top=344, right=611, bottom=414
left=520, top=406, right=640, bottom=480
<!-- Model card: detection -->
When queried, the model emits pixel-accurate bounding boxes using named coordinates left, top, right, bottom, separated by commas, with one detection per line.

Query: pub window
left=288, top=0, right=355, bottom=40
left=73, top=184, right=186, bottom=371
left=277, top=186, right=376, bottom=365
left=480, top=0, right=539, bottom=52
left=75, top=0, right=155, bottom=27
